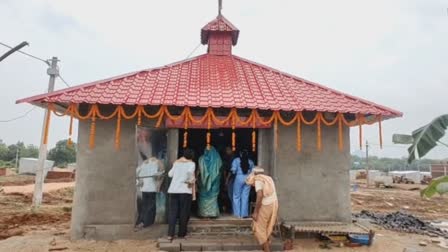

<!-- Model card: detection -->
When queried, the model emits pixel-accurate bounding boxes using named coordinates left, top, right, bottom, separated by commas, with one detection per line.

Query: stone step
left=158, top=236, right=284, bottom=252
left=188, top=223, right=252, bottom=235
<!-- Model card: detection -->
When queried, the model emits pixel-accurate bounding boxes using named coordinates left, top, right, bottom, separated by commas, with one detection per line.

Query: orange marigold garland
left=274, top=115, right=279, bottom=151
left=115, top=112, right=122, bottom=150
left=231, top=108, right=237, bottom=151
left=297, top=112, right=302, bottom=152
left=67, top=106, right=74, bottom=147
left=183, top=109, right=189, bottom=148
left=317, top=112, right=322, bottom=152
left=89, top=116, right=96, bottom=149
left=252, top=110, right=257, bottom=152
left=338, top=114, right=344, bottom=152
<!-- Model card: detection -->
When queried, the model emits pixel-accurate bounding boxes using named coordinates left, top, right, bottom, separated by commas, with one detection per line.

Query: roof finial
left=218, top=0, right=222, bottom=16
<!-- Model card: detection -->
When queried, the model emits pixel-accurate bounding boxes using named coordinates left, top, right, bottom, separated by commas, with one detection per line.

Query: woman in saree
left=198, top=146, right=223, bottom=218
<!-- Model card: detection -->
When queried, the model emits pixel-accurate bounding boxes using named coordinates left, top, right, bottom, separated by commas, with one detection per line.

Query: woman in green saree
left=198, top=146, right=223, bottom=218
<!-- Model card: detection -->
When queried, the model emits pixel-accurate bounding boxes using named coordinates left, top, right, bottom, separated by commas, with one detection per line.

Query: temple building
left=18, top=9, right=401, bottom=240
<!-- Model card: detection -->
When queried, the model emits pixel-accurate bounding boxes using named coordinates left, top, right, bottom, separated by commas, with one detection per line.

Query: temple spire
left=218, top=0, right=222, bottom=16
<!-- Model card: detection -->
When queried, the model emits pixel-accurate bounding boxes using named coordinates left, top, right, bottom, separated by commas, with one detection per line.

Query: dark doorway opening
left=177, top=128, right=258, bottom=218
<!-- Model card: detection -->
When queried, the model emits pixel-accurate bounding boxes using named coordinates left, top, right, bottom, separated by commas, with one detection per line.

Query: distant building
left=18, top=158, right=54, bottom=176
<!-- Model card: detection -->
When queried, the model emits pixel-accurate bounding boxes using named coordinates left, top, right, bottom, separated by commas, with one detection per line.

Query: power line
left=0, top=42, right=49, bottom=65
left=58, top=75, right=70, bottom=88
left=0, top=107, right=37, bottom=122
left=1, top=41, right=71, bottom=88
left=185, top=43, right=202, bottom=59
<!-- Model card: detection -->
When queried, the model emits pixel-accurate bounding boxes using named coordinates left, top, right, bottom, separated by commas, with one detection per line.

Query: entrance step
left=188, top=218, right=252, bottom=236
left=158, top=235, right=284, bottom=252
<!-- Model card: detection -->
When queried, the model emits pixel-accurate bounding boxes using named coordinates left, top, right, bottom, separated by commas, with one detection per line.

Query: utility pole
left=32, top=56, right=58, bottom=208
left=15, top=148, right=19, bottom=169
left=365, top=140, right=369, bottom=187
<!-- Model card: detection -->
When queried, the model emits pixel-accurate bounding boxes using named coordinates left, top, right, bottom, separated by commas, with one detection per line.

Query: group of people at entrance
left=197, top=146, right=256, bottom=219
left=135, top=146, right=278, bottom=251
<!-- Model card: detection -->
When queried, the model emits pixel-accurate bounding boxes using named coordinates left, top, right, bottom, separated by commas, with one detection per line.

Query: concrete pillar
left=70, top=118, right=137, bottom=239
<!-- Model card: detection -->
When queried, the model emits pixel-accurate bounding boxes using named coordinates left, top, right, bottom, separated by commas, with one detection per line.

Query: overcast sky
left=1, top=0, right=447, bottom=159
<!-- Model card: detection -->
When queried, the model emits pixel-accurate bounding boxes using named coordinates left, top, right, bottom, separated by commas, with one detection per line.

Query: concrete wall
left=275, top=123, right=352, bottom=222
left=71, top=118, right=138, bottom=239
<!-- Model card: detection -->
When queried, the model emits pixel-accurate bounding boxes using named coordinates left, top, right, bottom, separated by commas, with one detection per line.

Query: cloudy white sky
left=1, top=0, right=447, bottom=159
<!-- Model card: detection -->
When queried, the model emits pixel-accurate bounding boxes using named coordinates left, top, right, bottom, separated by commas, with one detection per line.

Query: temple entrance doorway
left=177, top=128, right=258, bottom=218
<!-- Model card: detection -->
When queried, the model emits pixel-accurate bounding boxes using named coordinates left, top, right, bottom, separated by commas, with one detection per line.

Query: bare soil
left=0, top=177, right=447, bottom=251
left=351, top=183, right=448, bottom=221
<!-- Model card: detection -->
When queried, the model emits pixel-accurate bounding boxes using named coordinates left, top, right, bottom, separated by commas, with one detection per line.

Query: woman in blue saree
left=198, top=146, right=223, bottom=217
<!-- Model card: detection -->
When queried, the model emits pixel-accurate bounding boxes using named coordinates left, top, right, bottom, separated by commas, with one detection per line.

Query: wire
left=58, top=75, right=71, bottom=88
left=0, top=42, right=49, bottom=65
left=0, top=107, right=37, bottom=122
left=185, top=43, right=202, bottom=59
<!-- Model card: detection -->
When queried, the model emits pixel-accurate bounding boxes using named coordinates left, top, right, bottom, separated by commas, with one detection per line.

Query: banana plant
left=407, top=114, right=448, bottom=164
left=394, top=115, right=448, bottom=163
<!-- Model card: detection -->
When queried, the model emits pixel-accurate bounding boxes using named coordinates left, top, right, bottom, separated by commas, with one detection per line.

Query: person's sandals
left=133, top=223, right=144, bottom=232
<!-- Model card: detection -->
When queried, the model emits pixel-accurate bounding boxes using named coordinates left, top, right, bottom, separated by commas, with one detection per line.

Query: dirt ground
left=0, top=176, right=447, bottom=251
left=351, top=182, right=448, bottom=221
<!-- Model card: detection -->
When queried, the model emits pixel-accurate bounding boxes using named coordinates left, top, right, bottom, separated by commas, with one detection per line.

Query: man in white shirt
left=135, top=157, right=164, bottom=229
left=167, top=148, right=196, bottom=240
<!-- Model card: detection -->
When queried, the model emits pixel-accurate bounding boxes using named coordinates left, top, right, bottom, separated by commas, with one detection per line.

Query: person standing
left=167, top=149, right=195, bottom=240
left=246, top=167, right=278, bottom=252
left=135, top=157, right=165, bottom=229
left=198, top=146, right=223, bottom=217
left=222, top=146, right=234, bottom=214
left=231, top=149, right=254, bottom=218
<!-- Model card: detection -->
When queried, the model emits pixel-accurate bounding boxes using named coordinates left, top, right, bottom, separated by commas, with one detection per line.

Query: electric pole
left=32, top=56, right=58, bottom=208
left=365, top=140, right=369, bottom=187
left=15, top=148, right=19, bottom=169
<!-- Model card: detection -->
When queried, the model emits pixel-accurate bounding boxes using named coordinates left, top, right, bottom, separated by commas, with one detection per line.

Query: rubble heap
left=354, top=210, right=448, bottom=238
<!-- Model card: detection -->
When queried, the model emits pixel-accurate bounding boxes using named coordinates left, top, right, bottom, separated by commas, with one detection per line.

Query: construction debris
left=354, top=211, right=448, bottom=238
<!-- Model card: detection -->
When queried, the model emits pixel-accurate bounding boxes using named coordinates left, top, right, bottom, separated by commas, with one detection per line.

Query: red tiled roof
left=201, top=15, right=239, bottom=45
left=17, top=53, right=402, bottom=117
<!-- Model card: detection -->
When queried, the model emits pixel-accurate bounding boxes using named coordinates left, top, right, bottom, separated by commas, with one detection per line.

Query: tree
left=48, top=139, right=77, bottom=167
left=0, top=140, right=8, bottom=161
left=21, top=144, right=39, bottom=158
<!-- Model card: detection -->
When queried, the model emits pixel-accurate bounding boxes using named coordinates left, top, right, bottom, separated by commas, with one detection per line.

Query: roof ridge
left=231, top=55, right=402, bottom=116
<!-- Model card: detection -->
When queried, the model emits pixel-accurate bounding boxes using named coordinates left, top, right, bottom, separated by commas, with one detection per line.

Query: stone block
left=181, top=241, right=202, bottom=251
left=159, top=242, right=180, bottom=252
left=222, top=242, right=243, bottom=251
left=202, top=243, right=223, bottom=251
